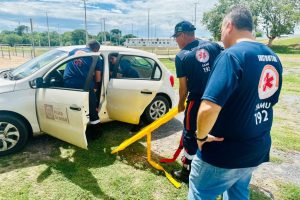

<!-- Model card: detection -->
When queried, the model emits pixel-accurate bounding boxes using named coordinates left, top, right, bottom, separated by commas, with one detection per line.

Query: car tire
left=0, top=114, right=29, bottom=156
left=143, top=95, right=170, bottom=124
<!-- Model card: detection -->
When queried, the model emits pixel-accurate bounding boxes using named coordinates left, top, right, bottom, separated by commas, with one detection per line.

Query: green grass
left=0, top=122, right=188, bottom=200
left=0, top=122, right=273, bottom=200
left=273, top=37, right=300, bottom=46
left=278, top=183, right=300, bottom=200
left=1, top=38, right=300, bottom=199
left=271, top=37, right=300, bottom=54
left=281, top=74, right=300, bottom=95
left=270, top=155, right=284, bottom=164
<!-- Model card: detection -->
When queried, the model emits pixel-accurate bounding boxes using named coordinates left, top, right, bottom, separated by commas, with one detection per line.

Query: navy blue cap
left=172, top=21, right=196, bottom=37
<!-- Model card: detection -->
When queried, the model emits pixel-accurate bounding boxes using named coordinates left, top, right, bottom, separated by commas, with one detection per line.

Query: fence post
left=15, top=46, right=17, bottom=56
left=22, top=47, right=24, bottom=57
left=0, top=46, right=3, bottom=58
left=8, top=49, right=11, bottom=59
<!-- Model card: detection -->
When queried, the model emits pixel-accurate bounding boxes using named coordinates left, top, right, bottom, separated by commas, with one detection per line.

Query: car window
left=44, top=55, right=103, bottom=89
left=115, top=55, right=161, bottom=80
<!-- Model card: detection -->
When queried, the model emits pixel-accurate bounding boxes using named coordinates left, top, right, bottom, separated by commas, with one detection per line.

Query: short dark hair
left=86, top=39, right=100, bottom=52
left=225, top=5, right=253, bottom=32
left=109, top=52, right=118, bottom=57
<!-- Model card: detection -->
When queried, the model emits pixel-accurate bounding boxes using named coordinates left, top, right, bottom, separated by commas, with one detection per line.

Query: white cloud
left=0, top=0, right=218, bottom=37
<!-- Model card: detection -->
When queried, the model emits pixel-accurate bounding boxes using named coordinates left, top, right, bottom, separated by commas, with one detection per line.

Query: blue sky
left=0, top=0, right=299, bottom=38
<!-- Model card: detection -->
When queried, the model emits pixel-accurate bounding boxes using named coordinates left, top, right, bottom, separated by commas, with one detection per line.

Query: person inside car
left=117, top=59, right=139, bottom=78
left=109, top=53, right=118, bottom=78
left=63, top=40, right=103, bottom=139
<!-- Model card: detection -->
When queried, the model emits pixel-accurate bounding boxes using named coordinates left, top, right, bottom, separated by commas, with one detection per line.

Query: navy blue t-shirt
left=175, top=40, right=223, bottom=100
left=201, top=41, right=283, bottom=168
left=63, top=47, right=103, bottom=89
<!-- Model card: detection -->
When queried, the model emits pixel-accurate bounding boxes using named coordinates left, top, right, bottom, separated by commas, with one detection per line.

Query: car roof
left=56, top=45, right=156, bottom=58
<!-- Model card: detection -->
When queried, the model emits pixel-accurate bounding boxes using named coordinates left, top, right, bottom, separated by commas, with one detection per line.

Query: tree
left=202, top=0, right=248, bottom=41
left=71, top=29, right=86, bottom=45
left=15, top=25, right=29, bottom=36
left=62, top=32, right=73, bottom=46
left=110, top=29, right=122, bottom=36
left=253, top=0, right=300, bottom=46
left=202, top=0, right=300, bottom=44
left=96, top=31, right=110, bottom=43
left=3, top=34, right=22, bottom=46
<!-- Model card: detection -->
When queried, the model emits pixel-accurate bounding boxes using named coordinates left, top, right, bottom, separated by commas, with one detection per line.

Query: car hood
left=0, top=78, right=15, bottom=93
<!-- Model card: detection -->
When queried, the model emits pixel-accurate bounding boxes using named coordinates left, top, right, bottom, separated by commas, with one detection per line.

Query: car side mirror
left=29, top=77, right=46, bottom=89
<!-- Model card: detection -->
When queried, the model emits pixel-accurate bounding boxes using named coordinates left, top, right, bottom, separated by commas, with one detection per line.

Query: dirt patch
left=0, top=56, right=29, bottom=68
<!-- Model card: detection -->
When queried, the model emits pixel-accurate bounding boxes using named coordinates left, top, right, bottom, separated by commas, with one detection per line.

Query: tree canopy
left=0, top=26, right=136, bottom=47
left=202, top=0, right=300, bottom=46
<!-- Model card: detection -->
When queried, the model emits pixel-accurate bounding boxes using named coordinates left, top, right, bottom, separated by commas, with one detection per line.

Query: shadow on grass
left=0, top=120, right=183, bottom=199
left=271, top=44, right=300, bottom=54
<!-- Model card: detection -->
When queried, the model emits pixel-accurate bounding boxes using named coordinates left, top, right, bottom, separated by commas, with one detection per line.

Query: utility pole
left=194, top=2, right=198, bottom=27
left=46, top=12, right=50, bottom=47
left=36, top=24, right=41, bottom=47
left=30, top=18, right=36, bottom=57
left=103, top=18, right=106, bottom=42
left=83, top=0, right=88, bottom=43
left=147, top=8, right=150, bottom=46
left=58, top=24, right=62, bottom=46
left=132, top=23, right=133, bottom=35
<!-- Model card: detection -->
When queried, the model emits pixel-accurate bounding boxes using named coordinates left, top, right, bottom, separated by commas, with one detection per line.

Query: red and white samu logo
left=196, top=49, right=209, bottom=63
left=258, top=65, right=279, bottom=99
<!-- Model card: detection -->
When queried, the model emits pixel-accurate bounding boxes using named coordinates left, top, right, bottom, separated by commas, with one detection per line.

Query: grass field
left=0, top=37, right=299, bottom=200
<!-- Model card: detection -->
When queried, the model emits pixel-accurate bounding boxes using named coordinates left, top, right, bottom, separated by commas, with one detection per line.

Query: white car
left=0, top=45, right=175, bottom=156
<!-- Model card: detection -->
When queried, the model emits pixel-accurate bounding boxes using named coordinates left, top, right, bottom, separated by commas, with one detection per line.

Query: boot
left=172, top=165, right=190, bottom=183
left=86, top=123, right=102, bottom=140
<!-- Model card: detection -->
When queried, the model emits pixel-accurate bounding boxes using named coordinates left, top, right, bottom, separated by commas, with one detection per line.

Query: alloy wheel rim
left=149, top=100, right=167, bottom=120
left=0, top=122, right=20, bottom=152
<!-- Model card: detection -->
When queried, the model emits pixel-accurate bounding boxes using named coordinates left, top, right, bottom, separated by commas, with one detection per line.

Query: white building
left=124, top=38, right=177, bottom=47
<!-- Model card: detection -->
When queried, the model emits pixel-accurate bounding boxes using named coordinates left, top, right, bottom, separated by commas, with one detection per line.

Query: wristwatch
left=196, top=135, right=208, bottom=142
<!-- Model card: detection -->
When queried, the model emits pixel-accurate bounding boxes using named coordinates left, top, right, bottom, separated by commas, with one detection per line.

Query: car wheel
left=0, top=114, right=29, bottom=156
left=144, top=95, right=170, bottom=124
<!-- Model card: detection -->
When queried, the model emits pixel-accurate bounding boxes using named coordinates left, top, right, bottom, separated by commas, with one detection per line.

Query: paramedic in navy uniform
left=172, top=21, right=223, bottom=183
left=64, top=40, right=103, bottom=138
left=188, top=6, right=283, bottom=200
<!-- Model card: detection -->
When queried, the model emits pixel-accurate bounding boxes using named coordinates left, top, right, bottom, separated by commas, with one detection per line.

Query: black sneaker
left=171, top=166, right=190, bottom=183
left=86, top=123, right=102, bottom=140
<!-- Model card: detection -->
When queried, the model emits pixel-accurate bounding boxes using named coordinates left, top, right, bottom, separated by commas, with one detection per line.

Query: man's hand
left=197, top=134, right=224, bottom=150
left=178, top=103, right=185, bottom=113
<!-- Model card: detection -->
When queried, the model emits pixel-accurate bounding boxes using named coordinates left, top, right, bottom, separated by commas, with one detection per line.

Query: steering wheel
left=49, top=69, right=64, bottom=87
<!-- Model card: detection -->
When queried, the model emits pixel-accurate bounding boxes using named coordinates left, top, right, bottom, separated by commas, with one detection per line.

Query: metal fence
left=0, top=44, right=179, bottom=61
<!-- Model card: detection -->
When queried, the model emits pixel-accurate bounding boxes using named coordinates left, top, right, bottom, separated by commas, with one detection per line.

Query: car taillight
left=169, top=75, right=174, bottom=87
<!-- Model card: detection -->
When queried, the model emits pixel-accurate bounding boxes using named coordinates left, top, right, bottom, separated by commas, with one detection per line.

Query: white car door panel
left=36, top=89, right=89, bottom=149
left=107, top=79, right=162, bottom=124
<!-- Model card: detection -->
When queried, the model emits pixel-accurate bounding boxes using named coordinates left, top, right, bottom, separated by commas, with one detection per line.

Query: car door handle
left=141, top=90, right=152, bottom=94
left=70, top=105, right=81, bottom=111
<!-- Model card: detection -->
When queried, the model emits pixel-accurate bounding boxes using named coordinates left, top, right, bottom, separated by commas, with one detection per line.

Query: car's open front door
left=36, top=89, right=89, bottom=149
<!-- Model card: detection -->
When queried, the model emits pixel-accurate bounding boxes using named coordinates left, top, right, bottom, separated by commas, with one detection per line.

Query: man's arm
left=94, top=70, right=101, bottom=92
left=178, top=77, right=188, bottom=112
left=95, top=70, right=101, bottom=83
left=196, top=100, right=224, bottom=149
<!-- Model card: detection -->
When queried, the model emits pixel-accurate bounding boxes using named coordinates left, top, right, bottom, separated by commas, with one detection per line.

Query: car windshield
left=11, top=49, right=68, bottom=80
